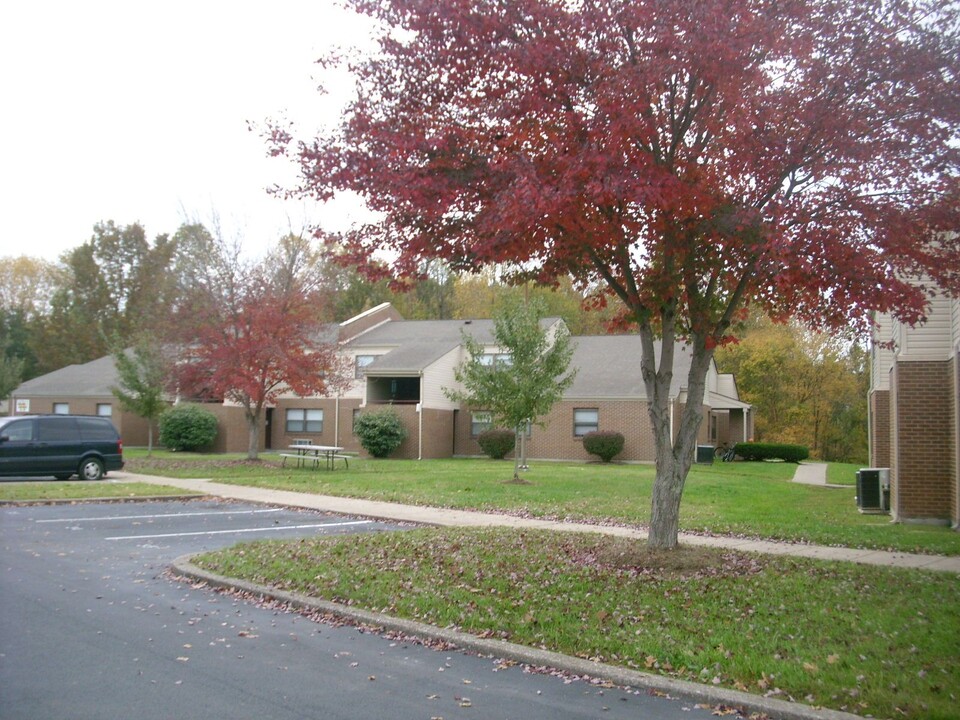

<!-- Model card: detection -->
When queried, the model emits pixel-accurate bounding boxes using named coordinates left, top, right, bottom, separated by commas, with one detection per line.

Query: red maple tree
left=273, top=0, right=960, bottom=547
left=173, top=236, right=350, bottom=459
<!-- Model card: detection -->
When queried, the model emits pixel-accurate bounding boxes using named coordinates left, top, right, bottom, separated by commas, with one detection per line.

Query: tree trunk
left=147, top=423, right=153, bottom=457
left=643, top=326, right=714, bottom=550
left=513, top=426, right=521, bottom=481
left=245, top=407, right=261, bottom=460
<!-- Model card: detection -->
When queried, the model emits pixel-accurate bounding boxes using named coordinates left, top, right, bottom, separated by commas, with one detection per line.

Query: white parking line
left=36, top=508, right=284, bottom=524
left=105, top=520, right=373, bottom=540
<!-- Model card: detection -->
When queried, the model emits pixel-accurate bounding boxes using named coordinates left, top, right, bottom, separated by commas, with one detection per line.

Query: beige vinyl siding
left=871, top=312, right=896, bottom=392
left=951, top=296, right=960, bottom=349
left=898, top=293, right=953, bottom=360
left=421, top=346, right=461, bottom=410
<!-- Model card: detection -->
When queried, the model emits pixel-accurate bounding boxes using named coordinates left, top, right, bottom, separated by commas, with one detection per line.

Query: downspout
left=418, top=371, right=424, bottom=461
left=335, top=395, right=340, bottom=448
left=669, top=397, right=675, bottom=450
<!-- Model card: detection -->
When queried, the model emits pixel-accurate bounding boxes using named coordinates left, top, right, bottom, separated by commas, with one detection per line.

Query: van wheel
left=79, top=458, right=105, bottom=481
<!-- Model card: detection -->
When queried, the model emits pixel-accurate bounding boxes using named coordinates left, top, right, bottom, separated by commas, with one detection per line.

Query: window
left=97, top=404, right=112, bottom=417
left=479, top=353, right=511, bottom=367
left=355, top=355, right=376, bottom=378
left=573, top=408, right=598, bottom=437
left=2, top=420, right=34, bottom=442
left=53, top=403, right=69, bottom=415
left=285, top=408, right=323, bottom=434
left=38, top=417, right=80, bottom=441
left=471, top=412, right=493, bottom=437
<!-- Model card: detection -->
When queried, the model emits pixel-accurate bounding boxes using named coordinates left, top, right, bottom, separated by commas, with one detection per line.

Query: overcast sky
left=0, top=0, right=371, bottom=263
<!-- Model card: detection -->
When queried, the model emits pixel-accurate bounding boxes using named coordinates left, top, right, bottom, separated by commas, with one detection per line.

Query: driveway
left=1, top=499, right=721, bottom=720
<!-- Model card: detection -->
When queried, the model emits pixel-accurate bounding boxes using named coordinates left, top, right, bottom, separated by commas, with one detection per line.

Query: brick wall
left=199, top=405, right=262, bottom=454
left=453, top=400, right=660, bottom=462
left=869, top=390, right=891, bottom=469
left=11, top=394, right=155, bottom=448
left=891, top=361, right=953, bottom=523
left=951, top=354, right=959, bottom=527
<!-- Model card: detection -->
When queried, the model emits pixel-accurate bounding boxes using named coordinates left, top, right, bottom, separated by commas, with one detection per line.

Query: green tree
left=0, top=349, right=24, bottom=401
left=716, top=317, right=868, bottom=462
left=446, top=297, right=576, bottom=481
left=110, top=335, right=169, bottom=454
left=35, top=222, right=179, bottom=372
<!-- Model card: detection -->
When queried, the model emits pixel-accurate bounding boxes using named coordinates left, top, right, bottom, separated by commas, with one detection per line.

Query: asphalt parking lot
left=1, top=499, right=724, bottom=720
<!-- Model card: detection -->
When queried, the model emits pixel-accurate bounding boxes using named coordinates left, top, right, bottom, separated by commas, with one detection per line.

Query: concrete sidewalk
left=118, top=471, right=960, bottom=574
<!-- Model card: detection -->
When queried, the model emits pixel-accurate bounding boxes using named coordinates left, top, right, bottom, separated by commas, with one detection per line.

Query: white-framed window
left=355, top=355, right=376, bottom=378
left=573, top=408, right=598, bottom=437
left=286, top=408, right=323, bottom=434
left=97, top=404, right=112, bottom=417
left=471, top=411, right=493, bottom=437
left=53, top=403, right=69, bottom=415
left=479, top=353, right=511, bottom=367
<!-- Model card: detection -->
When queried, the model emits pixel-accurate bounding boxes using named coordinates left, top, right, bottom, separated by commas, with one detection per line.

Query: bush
left=159, top=404, right=219, bottom=451
left=477, top=428, right=516, bottom=459
left=354, top=409, right=408, bottom=458
left=583, top=431, right=625, bottom=462
left=735, top=442, right=809, bottom=463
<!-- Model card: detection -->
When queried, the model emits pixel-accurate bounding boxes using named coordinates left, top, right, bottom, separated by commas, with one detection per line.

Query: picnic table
left=279, top=444, right=350, bottom=470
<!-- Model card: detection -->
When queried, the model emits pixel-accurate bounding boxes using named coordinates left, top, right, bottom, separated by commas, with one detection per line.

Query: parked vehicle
left=0, top=415, right=124, bottom=480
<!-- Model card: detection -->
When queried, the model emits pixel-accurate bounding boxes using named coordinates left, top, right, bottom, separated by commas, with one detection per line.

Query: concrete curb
left=172, top=555, right=865, bottom=720
left=0, top=494, right=207, bottom=507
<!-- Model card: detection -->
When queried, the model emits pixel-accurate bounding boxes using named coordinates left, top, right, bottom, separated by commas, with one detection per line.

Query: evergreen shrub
left=158, top=404, right=218, bottom=451
left=583, top=431, right=625, bottom=462
left=354, top=409, right=408, bottom=458
left=477, top=428, right=516, bottom=459
left=735, top=442, right=809, bottom=463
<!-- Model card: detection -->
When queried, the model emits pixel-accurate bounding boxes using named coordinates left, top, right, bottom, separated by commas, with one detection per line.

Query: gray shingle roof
left=348, top=318, right=561, bottom=373
left=565, top=335, right=692, bottom=399
left=14, top=355, right=120, bottom=397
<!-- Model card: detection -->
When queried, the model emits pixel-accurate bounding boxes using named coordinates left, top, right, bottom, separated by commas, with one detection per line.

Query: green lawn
left=0, top=480, right=193, bottom=502
left=123, top=451, right=960, bottom=556
left=195, top=527, right=960, bottom=720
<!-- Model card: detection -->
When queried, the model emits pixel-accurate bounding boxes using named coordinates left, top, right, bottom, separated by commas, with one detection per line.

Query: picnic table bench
left=280, top=444, right=350, bottom=470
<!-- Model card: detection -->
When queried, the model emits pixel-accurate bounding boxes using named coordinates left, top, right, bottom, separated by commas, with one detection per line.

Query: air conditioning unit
left=856, top=468, right=890, bottom=513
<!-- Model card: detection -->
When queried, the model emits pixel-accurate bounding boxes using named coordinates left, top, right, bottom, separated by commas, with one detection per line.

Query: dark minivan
left=0, top=415, right=124, bottom=481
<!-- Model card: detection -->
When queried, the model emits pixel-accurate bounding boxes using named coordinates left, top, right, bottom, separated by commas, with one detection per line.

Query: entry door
left=264, top=408, right=273, bottom=450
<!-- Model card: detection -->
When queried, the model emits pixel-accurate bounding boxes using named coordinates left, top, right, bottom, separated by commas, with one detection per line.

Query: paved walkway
left=117, top=470, right=960, bottom=574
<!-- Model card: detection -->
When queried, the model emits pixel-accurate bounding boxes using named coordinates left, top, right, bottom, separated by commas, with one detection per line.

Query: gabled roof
left=13, top=355, right=119, bottom=397
left=565, top=335, right=693, bottom=399
left=347, top=317, right=563, bottom=373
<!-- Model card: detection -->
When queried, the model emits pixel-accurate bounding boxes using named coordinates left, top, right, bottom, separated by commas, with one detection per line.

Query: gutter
left=418, top=371, right=424, bottom=461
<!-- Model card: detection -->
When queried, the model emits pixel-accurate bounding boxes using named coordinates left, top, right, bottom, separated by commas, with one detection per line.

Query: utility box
left=856, top=468, right=890, bottom=513
left=696, top=445, right=714, bottom=464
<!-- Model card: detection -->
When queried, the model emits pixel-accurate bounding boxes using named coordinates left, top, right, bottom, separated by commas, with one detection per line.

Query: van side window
left=77, top=418, right=117, bottom=441
left=2, top=420, right=34, bottom=442
left=37, top=417, right=81, bottom=442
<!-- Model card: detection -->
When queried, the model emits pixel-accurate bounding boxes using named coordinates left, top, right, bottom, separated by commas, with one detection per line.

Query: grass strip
left=0, top=481, right=193, bottom=502
left=194, top=527, right=959, bottom=720
left=126, top=453, right=960, bottom=556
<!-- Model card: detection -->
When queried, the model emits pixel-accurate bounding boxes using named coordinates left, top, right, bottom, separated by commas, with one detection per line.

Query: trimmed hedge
left=477, top=428, right=516, bottom=460
left=734, top=442, right=809, bottom=463
left=583, top=431, right=625, bottom=463
left=354, top=408, right=408, bottom=458
left=158, top=404, right=219, bottom=451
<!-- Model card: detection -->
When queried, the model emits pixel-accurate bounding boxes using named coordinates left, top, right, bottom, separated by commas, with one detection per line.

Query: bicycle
left=714, top=444, right=737, bottom=462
